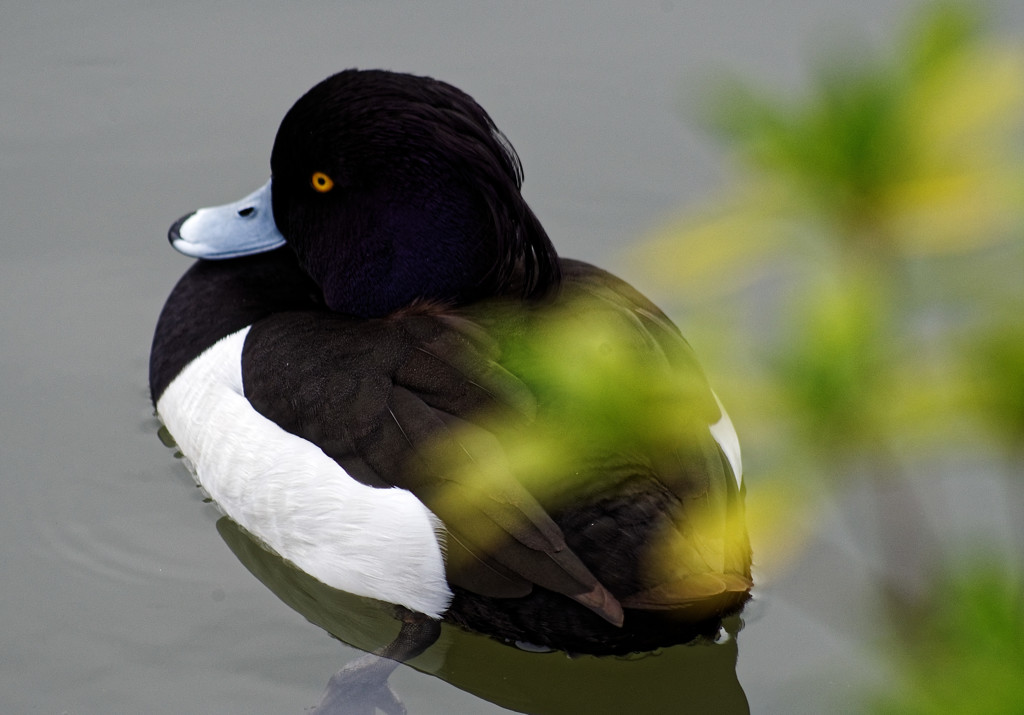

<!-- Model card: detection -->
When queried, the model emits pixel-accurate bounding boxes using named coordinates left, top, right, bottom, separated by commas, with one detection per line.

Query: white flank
left=709, top=391, right=743, bottom=488
left=156, top=327, right=453, bottom=617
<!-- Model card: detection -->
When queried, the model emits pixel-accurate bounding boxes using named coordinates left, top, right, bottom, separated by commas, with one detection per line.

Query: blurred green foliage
left=775, top=274, right=893, bottom=460
left=877, top=561, right=1024, bottom=713
left=642, top=1, right=1024, bottom=710
left=971, top=323, right=1024, bottom=453
left=424, top=297, right=751, bottom=600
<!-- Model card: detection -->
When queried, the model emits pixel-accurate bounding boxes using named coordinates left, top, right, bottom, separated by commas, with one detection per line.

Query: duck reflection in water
left=218, top=518, right=751, bottom=715
left=149, top=69, right=752, bottom=712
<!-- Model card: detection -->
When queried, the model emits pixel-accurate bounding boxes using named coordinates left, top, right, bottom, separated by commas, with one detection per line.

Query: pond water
left=3, top=2, right=1022, bottom=713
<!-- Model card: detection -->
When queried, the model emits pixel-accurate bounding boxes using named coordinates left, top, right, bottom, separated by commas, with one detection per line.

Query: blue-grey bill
left=169, top=179, right=286, bottom=259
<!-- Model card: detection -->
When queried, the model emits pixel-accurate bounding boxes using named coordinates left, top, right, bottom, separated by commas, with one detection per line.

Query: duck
left=150, top=69, right=751, bottom=655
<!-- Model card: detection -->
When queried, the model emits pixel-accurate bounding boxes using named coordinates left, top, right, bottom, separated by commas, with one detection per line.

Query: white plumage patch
left=709, top=391, right=743, bottom=488
left=156, top=327, right=453, bottom=617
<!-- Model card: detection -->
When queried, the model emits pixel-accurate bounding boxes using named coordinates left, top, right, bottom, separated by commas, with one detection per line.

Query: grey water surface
left=3, top=2, right=1022, bottom=713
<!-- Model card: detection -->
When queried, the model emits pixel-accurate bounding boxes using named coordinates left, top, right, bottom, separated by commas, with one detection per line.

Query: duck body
left=150, top=69, right=751, bottom=653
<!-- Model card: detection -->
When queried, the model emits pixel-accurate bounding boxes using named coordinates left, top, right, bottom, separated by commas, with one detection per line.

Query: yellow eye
left=311, top=172, right=334, bottom=193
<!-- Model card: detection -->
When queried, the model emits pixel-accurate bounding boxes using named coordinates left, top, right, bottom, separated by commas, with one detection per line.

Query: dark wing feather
left=241, top=259, right=747, bottom=620
left=241, top=310, right=623, bottom=625
left=542, top=260, right=751, bottom=606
